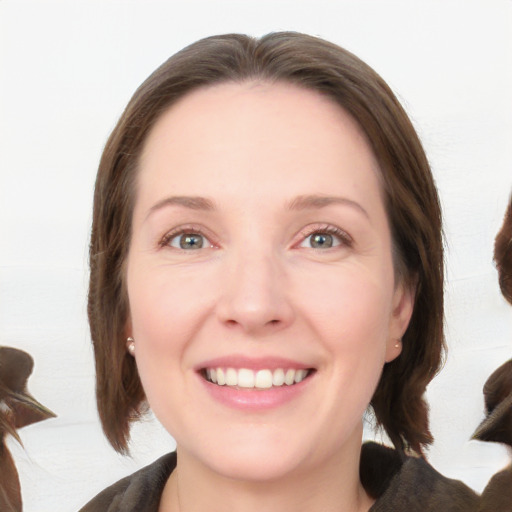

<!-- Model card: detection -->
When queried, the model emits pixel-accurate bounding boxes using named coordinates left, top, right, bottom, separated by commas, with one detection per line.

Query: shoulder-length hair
left=88, top=32, right=444, bottom=455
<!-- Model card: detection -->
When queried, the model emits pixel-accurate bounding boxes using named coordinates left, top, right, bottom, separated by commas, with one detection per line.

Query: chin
left=179, top=424, right=315, bottom=483
left=207, top=444, right=308, bottom=482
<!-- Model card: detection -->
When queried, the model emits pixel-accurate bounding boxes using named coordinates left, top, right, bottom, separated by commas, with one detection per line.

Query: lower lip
left=199, top=373, right=313, bottom=411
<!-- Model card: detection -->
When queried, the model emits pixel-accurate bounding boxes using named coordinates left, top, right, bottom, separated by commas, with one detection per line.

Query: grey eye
left=306, top=233, right=335, bottom=249
left=170, top=233, right=205, bottom=250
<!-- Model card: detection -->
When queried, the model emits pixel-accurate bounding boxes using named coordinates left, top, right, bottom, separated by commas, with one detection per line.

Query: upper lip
left=195, top=355, right=313, bottom=371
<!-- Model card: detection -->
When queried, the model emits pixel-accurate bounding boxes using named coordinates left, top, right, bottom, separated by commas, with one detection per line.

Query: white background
left=1, top=1, right=511, bottom=510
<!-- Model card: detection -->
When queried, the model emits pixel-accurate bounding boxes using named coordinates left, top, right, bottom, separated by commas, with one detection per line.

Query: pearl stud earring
left=126, top=337, right=135, bottom=355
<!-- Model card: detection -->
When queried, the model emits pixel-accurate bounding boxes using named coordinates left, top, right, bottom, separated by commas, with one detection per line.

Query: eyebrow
left=147, top=196, right=216, bottom=219
left=287, top=194, right=369, bottom=218
left=146, top=194, right=368, bottom=219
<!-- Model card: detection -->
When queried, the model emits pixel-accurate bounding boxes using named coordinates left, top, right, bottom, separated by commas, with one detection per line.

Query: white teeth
left=295, top=369, right=308, bottom=383
left=272, top=368, right=285, bottom=386
left=225, top=368, right=237, bottom=386
left=238, top=368, right=255, bottom=388
left=255, top=369, right=273, bottom=389
left=204, top=367, right=310, bottom=389
left=285, top=369, right=296, bottom=385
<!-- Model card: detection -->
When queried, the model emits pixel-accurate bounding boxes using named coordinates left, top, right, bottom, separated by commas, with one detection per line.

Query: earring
left=394, top=339, right=401, bottom=349
left=126, top=337, right=135, bottom=355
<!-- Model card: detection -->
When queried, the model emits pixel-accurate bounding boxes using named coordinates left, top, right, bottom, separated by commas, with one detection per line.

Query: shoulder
left=78, top=452, right=177, bottom=512
left=361, top=442, right=479, bottom=512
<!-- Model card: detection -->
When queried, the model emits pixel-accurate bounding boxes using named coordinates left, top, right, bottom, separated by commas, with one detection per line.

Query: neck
left=160, top=427, right=374, bottom=512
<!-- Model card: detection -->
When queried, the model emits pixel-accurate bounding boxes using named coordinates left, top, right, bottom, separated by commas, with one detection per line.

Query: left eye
left=300, top=232, right=342, bottom=249
left=168, top=233, right=209, bottom=250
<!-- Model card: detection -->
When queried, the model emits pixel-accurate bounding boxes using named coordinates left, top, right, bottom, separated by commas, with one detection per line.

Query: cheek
left=125, top=262, right=221, bottom=416
left=127, top=264, right=210, bottom=349
left=296, top=266, right=393, bottom=410
left=297, top=264, right=394, bottom=348
left=126, top=267, right=202, bottom=420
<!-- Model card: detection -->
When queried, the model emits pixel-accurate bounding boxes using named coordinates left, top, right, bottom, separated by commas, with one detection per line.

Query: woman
left=81, top=32, right=478, bottom=511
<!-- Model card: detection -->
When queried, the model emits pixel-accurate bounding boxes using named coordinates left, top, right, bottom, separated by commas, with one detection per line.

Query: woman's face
left=126, top=82, right=413, bottom=481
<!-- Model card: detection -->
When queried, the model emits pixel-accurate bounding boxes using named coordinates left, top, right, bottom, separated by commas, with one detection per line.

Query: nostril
left=223, top=318, right=280, bottom=327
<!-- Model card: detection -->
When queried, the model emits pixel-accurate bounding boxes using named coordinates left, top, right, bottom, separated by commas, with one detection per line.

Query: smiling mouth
left=201, top=367, right=314, bottom=389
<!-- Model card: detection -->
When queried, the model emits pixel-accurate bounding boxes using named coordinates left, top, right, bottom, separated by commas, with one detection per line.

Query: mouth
left=200, top=367, right=315, bottom=389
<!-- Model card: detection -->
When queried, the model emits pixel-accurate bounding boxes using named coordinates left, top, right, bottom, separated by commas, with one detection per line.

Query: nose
left=216, top=248, right=295, bottom=335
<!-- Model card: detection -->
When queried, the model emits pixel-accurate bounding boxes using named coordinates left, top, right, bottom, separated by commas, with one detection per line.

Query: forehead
left=137, top=81, right=382, bottom=207
left=142, top=80, right=372, bottom=157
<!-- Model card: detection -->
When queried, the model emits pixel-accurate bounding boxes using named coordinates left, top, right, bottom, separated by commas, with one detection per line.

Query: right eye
left=167, top=232, right=210, bottom=250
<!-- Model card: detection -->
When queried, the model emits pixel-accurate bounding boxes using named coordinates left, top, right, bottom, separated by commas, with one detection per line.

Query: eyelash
left=298, top=224, right=353, bottom=249
left=159, top=225, right=216, bottom=250
left=159, top=224, right=353, bottom=251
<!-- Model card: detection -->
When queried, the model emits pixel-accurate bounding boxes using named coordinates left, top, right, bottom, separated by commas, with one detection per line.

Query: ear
left=385, top=278, right=416, bottom=363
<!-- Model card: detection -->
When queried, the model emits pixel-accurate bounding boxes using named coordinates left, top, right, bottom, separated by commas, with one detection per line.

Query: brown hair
left=495, top=195, right=512, bottom=304
left=88, top=32, right=444, bottom=455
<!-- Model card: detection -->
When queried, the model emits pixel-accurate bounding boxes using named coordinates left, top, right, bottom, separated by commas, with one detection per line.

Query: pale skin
left=125, top=82, right=415, bottom=511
